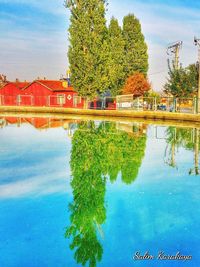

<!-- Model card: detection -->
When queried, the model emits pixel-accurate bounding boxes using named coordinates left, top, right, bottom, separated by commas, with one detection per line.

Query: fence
left=116, top=95, right=199, bottom=114
left=0, top=95, right=83, bottom=108
left=87, top=97, right=116, bottom=110
left=0, top=94, right=200, bottom=114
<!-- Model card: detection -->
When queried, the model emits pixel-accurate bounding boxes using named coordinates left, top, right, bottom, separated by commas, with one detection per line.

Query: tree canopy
left=123, top=14, right=148, bottom=78
left=66, top=1, right=149, bottom=98
left=107, top=17, right=125, bottom=96
left=66, top=0, right=109, bottom=99
left=164, top=63, right=198, bottom=97
left=122, top=72, right=151, bottom=96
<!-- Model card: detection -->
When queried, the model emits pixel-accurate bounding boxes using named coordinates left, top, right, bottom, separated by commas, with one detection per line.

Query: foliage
left=66, top=0, right=109, bottom=99
left=107, top=17, right=125, bottom=96
left=164, top=63, right=198, bottom=97
left=122, top=72, right=151, bottom=96
left=123, top=14, right=148, bottom=78
left=65, top=121, right=147, bottom=266
left=144, top=90, right=161, bottom=101
left=66, top=3, right=149, bottom=98
left=186, top=64, right=199, bottom=93
left=166, top=126, right=199, bottom=151
left=66, top=122, right=106, bottom=267
left=165, top=126, right=200, bottom=170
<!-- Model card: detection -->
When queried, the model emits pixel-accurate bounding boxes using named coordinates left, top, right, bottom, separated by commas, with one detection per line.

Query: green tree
left=186, top=64, right=198, bottom=94
left=164, top=62, right=198, bottom=97
left=66, top=0, right=109, bottom=99
left=107, top=17, right=125, bottom=96
left=123, top=14, right=148, bottom=78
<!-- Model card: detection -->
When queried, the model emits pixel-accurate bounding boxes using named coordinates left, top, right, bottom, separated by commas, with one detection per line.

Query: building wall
left=22, top=82, right=52, bottom=106
left=0, top=84, right=21, bottom=105
left=0, top=81, right=85, bottom=108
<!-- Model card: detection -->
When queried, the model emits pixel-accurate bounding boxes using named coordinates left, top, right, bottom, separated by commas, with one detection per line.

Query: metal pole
left=194, top=37, right=200, bottom=113
left=198, top=47, right=200, bottom=103
left=175, top=45, right=179, bottom=70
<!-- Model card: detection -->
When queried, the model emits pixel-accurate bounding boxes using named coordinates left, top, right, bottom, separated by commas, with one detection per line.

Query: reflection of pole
left=170, top=128, right=176, bottom=167
left=194, top=128, right=199, bottom=175
left=171, top=143, right=175, bottom=167
left=189, top=128, right=200, bottom=175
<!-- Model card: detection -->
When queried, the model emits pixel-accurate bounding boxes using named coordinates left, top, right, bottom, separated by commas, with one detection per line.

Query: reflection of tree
left=65, top=122, right=106, bottom=267
left=189, top=128, right=199, bottom=175
left=165, top=127, right=178, bottom=167
left=165, top=126, right=200, bottom=174
left=66, top=121, right=147, bottom=266
left=96, top=122, right=147, bottom=184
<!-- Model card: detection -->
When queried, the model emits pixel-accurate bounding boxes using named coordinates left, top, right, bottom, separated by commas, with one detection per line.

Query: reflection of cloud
left=0, top=171, right=71, bottom=199
left=0, top=125, right=72, bottom=199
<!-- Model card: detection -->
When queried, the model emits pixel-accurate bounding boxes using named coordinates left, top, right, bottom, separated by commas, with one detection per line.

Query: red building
left=21, top=80, right=84, bottom=108
left=0, top=81, right=29, bottom=106
left=0, top=79, right=85, bottom=108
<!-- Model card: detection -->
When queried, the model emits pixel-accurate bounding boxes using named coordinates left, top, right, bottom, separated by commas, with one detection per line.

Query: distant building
left=0, top=79, right=84, bottom=108
left=21, top=79, right=84, bottom=108
left=0, top=81, right=29, bottom=105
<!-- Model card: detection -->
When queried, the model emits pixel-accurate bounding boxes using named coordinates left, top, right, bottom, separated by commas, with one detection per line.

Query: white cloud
left=1, top=0, right=200, bottom=89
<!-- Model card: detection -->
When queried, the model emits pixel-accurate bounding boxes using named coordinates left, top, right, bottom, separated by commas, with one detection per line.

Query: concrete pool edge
left=0, top=105, right=200, bottom=123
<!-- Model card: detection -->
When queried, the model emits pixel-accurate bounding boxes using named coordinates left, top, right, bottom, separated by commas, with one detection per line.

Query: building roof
left=23, top=80, right=75, bottom=92
left=0, top=82, right=8, bottom=89
left=14, top=82, right=30, bottom=89
left=0, top=82, right=30, bottom=90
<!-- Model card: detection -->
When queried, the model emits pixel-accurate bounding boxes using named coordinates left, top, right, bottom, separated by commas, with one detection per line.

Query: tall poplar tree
left=66, top=0, right=109, bottom=99
left=123, top=14, right=148, bottom=78
left=107, top=17, right=125, bottom=96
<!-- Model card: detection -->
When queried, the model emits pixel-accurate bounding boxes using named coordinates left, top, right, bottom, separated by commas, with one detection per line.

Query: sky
left=0, top=0, right=200, bottom=91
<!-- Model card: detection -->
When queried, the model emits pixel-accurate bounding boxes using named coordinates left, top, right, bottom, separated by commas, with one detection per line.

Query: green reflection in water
left=165, top=127, right=200, bottom=174
left=65, top=121, right=147, bottom=267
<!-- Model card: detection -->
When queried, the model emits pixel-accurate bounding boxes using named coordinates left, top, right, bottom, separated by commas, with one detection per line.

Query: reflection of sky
left=104, top=126, right=199, bottom=267
left=0, top=125, right=72, bottom=198
left=0, top=123, right=199, bottom=267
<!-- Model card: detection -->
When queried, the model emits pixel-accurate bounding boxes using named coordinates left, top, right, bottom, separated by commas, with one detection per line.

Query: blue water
left=0, top=119, right=199, bottom=267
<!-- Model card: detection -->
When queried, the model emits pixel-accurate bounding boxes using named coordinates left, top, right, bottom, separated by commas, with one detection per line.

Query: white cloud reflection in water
left=0, top=124, right=72, bottom=199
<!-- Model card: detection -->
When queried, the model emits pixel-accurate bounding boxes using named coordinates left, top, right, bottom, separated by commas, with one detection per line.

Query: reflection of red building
left=0, top=116, right=76, bottom=130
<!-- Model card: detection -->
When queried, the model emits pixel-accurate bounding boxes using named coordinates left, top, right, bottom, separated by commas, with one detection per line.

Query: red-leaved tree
left=122, top=72, right=151, bottom=96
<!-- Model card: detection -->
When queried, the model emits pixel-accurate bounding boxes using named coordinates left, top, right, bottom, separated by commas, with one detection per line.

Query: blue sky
left=0, top=0, right=200, bottom=90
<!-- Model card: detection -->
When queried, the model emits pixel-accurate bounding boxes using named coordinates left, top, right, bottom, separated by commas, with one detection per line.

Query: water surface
left=0, top=117, right=199, bottom=267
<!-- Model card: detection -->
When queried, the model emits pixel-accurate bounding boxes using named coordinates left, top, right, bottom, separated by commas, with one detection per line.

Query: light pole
left=194, top=37, right=200, bottom=112
left=167, top=41, right=183, bottom=70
